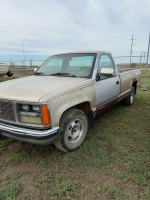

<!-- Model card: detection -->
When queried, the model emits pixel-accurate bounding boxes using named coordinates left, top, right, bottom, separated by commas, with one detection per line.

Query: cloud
left=0, top=0, right=149, bottom=63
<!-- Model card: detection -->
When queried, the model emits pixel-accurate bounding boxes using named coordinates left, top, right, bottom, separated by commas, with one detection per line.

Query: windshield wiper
left=50, top=72, right=79, bottom=78
left=34, top=72, right=45, bottom=76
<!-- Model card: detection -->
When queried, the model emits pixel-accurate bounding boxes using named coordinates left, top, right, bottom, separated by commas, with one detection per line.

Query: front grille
left=0, top=100, right=15, bottom=122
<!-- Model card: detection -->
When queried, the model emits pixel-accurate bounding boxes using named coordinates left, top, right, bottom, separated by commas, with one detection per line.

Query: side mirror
left=101, top=68, right=114, bottom=77
left=34, top=68, right=37, bottom=72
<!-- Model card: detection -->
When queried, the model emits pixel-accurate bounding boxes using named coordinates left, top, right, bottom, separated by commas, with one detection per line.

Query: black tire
left=54, top=108, right=88, bottom=152
left=123, top=86, right=135, bottom=106
left=0, top=134, right=7, bottom=141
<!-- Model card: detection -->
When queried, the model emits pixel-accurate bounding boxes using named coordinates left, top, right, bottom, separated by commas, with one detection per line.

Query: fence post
left=10, top=59, right=12, bottom=69
left=139, top=52, right=143, bottom=69
left=30, top=58, right=33, bottom=75
left=141, top=32, right=150, bottom=91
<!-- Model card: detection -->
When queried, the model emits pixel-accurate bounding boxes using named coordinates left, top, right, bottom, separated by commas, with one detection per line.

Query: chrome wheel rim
left=67, top=119, right=84, bottom=144
left=130, top=91, right=134, bottom=104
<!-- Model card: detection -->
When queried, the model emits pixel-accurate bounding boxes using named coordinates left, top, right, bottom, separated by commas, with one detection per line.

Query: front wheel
left=123, top=86, right=135, bottom=106
left=54, top=109, right=88, bottom=152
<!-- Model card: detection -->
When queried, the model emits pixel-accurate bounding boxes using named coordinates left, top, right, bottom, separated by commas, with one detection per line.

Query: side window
left=97, top=54, right=116, bottom=80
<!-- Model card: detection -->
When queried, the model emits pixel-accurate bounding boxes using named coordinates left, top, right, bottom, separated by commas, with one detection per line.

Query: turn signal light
left=41, top=105, right=50, bottom=125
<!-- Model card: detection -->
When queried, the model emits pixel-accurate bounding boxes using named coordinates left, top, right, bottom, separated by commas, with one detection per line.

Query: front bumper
left=0, top=123, right=60, bottom=145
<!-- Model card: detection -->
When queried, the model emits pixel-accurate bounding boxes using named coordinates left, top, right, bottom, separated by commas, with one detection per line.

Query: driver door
left=94, top=54, right=120, bottom=111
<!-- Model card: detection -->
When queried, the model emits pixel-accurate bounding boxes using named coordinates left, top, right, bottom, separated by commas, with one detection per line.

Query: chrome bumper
left=0, top=123, right=60, bottom=145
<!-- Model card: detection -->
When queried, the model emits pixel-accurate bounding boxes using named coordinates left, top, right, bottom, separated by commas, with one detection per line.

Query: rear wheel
left=123, top=86, right=135, bottom=106
left=54, top=108, right=88, bottom=152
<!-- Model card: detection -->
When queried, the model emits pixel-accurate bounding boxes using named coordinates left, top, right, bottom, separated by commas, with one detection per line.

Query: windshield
left=37, top=53, right=96, bottom=78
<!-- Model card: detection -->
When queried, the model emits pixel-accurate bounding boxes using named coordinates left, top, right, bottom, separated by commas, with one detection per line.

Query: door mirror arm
left=96, top=73, right=100, bottom=81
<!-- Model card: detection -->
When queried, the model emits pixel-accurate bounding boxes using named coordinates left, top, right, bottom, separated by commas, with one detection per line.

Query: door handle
left=116, top=81, right=119, bottom=85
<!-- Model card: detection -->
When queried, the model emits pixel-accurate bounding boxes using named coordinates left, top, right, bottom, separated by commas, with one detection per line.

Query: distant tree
left=130, top=63, right=136, bottom=68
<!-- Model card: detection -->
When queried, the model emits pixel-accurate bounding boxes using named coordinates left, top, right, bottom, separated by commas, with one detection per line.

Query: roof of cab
left=53, top=51, right=99, bottom=56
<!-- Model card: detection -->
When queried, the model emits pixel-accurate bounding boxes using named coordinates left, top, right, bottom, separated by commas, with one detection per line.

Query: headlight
left=32, top=105, right=41, bottom=112
left=19, top=103, right=50, bottom=126
left=21, top=104, right=30, bottom=112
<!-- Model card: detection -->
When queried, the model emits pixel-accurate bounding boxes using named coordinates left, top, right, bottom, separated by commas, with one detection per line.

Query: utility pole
left=141, top=32, right=150, bottom=91
left=129, top=35, right=136, bottom=66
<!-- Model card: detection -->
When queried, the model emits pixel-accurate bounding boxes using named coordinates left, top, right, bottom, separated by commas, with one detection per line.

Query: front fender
left=48, top=85, right=95, bottom=126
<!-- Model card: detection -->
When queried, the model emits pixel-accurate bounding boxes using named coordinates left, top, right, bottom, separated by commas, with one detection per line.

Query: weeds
left=0, top=181, right=22, bottom=200
left=105, top=187, right=124, bottom=199
left=11, top=172, right=22, bottom=180
left=0, top=138, right=14, bottom=154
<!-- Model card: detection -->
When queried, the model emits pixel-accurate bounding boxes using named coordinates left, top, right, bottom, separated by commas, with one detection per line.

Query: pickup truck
left=0, top=51, right=141, bottom=152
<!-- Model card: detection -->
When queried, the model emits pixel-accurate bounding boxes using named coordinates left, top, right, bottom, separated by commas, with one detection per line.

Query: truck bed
left=118, top=67, right=141, bottom=95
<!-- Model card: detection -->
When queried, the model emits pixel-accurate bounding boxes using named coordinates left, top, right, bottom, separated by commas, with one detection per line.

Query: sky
left=0, top=0, right=150, bottom=65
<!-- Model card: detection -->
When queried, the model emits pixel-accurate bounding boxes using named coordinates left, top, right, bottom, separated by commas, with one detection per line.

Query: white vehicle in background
left=0, top=63, right=9, bottom=76
left=0, top=63, right=13, bottom=77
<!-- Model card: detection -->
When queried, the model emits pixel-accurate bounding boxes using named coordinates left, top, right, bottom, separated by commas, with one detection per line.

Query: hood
left=0, top=76, right=93, bottom=102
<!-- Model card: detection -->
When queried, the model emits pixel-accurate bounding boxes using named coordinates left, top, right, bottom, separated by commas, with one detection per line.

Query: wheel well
left=132, top=81, right=137, bottom=94
left=59, top=101, right=91, bottom=120
left=77, top=101, right=91, bottom=116
left=59, top=101, right=93, bottom=129
left=62, top=102, right=91, bottom=117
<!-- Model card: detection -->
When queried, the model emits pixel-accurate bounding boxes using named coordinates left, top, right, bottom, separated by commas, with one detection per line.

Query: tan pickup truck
left=0, top=51, right=141, bottom=152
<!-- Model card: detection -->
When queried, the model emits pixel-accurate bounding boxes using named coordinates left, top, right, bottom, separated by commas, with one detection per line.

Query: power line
left=0, top=6, right=73, bottom=24
left=0, top=29, right=132, bottom=45
left=1, top=43, right=136, bottom=54
left=0, top=41, right=135, bottom=52
left=0, top=19, right=148, bottom=49
left=114, top=55, right=150, bottom=58
left=0, top=19, right=130, bottom=40
left=136, top=44, right=148, bottom=48
left=0, top=6, right=146, bottom=36
left=1, top=39, right=147, bottom=59
left=1, top=43, right=83, bottom=51
left=1, top=40, right=146, bottom=56
left=1, top=55, right=148, bottom=63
